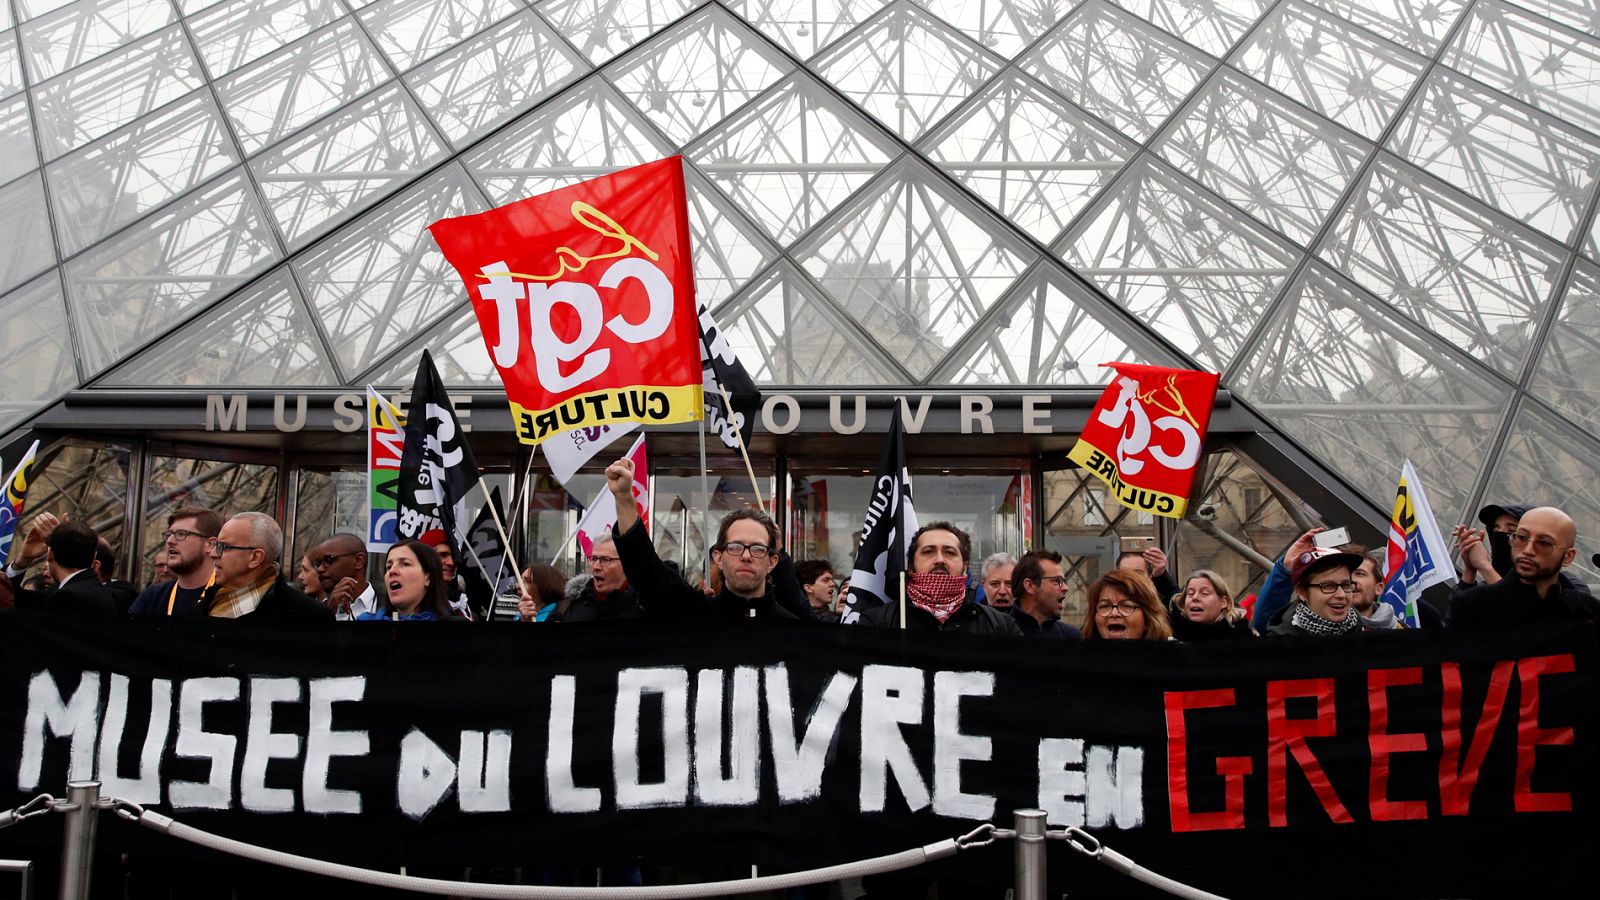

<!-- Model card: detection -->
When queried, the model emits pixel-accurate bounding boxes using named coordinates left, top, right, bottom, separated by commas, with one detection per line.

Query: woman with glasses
left=1264, top=547, right=1372, bottom=637
left=1080, top=569, right=1172, bottom=640
left=357, top=540, right=462, bottom=621
left=1169, top=569, right=1255, bottom=641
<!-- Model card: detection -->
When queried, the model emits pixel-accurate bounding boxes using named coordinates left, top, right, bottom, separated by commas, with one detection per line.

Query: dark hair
left=1011, top=550, right=1064, bottom=598
left=1116, top=550, right=1151, bottom=573
left=716, top=508, right=779, bottom=549
left=1081, top=568, right=1171, bottom=640
left=911, top=521, right=971, bottom=567
left=95, top=538, right=117, bottom=580
left=523, top=563, right=566, bottom=606
left=795, top=559, right=834, bottom=587
left=1295, top=557, right=1357, bottom=600
left=385, top=540, right=454, bottom=619
left=168, top=505, right=222, bottom=538
left=49, top=521, right=99, bottom=571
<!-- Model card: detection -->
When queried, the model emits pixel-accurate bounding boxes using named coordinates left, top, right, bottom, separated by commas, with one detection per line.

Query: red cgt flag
left=428, top=157, right=704, bottom=446
left=1067, top=363, right=1220, bottom=519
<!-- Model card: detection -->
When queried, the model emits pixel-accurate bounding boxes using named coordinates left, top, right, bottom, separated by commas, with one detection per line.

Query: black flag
left=459, top=487, right=515, bottom=621
left=839, top=405, right=918, bottom=624
left=396, top=350, right=480, bottom=574
left=698, top=301, right=761, bottom=450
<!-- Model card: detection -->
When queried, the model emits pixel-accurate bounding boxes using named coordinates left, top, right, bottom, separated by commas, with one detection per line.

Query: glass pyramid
left=2, top=0, right=1598, bottom=545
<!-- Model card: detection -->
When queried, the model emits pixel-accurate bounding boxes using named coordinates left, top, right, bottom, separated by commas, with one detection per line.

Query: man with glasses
left=1450, top=506, right=1600, bottom=630
left=1010, top=549, right=1082, bottom=639
left=310, top=532, right=378, bottom=620
left=130, top=506, right=222, bottom=616
left=602, top=455, right=810, bottom=621
left=549, top=535, right=644, bottom=623
left=187, top=511, right=332, bottom=621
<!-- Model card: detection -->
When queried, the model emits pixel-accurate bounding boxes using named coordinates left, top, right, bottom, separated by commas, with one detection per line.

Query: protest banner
left=365, top=387, right=405, bottom=552
left=1068, top=363, right=1220, bottom=519
left=1382, top=460, right=1455, bottom=628
left=429, top=156, right=703, bottom=446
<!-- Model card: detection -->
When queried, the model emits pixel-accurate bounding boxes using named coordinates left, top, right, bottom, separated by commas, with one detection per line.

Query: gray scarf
left=1360, top=603, right=1400, bottom=630
left=1290, top=602, right=1360, bottom=637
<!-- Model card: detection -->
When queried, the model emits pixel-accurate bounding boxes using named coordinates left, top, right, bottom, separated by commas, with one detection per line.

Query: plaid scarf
left=1290, top=602, right=1359, bottom=637
left=208, top=574, right=275, bottom=619
left=906, top=572, right=968, bottom=623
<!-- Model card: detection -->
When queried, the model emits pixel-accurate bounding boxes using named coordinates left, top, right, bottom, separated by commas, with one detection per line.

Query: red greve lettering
left=1515, top=654, right=1577, bottom=813
left=1266, top=678, right=1352, bottom=827
left=1164, top=689, right=1251, bottom=832
left=1438, top=660, right=1513, bottom=816
left=1367, top=667, right=1428, bottom=821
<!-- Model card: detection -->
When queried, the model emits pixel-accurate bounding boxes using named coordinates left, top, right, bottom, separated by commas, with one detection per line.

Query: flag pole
left=898, top=570, right=907, bottom=631
left=481, top=449, right=539, bottom=621
left=698, top=415, right=712, bottom=585
left=716, top=381, right=763, bottom=508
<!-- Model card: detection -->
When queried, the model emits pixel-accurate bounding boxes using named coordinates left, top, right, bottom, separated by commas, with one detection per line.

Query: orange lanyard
left=167, top=569, right=217, bottom=615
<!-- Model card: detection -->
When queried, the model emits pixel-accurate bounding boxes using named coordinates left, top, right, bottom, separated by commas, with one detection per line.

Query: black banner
left=1, top=611, right=1595, bottom=897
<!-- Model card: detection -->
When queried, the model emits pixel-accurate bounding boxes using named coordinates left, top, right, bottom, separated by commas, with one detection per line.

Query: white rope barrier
left=1047, top=824, right=1230, bottom=900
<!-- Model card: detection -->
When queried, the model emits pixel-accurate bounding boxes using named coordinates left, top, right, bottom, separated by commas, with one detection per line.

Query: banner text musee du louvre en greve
left=1, top=612, right=1594, bottom=897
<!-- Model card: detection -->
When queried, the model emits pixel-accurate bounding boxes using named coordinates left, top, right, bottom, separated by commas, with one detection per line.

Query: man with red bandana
left=854, top=521, right=1022, bottom=634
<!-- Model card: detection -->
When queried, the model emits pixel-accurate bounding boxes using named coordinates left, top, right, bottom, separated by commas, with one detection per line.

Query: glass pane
left=0, top=274, right=78, bottom=434
left=32, top=26, right=205, bottom=161
left=1318, top=154, right=1564, bottom=375
left=0, top=93, right=36, bottom=185
left=45, top=92, right=240, bottom=256
left=1057, top=156, right=1298, bottom=371
left=0, top=31, right=24, bottom=99
left=797, top=158, right=1037, bottom=380
left=11, top=440, right=132, bottom=584
left=683, top=164, right=781, bottom=308
left=464, top=76, right=673, bottom=204
left=1311, top=0, right=1468, bottom=55
left=917, top=0, right=1072, bottom=58
left=64, top=170, right=278, bottom=376
left=1174, top=449, right=1303, bottom=603
left=0, top=173, right=56, bottom=295
left=633, top=461, right=776, bottom=584
left=536, top=0, right=698, bottom=65
left=715, top=263, right=904, bottom=385
left=814, top=2, right=1000, bottom=142
left=295, top=163, right=486, bottom=379
left=1019, top=0, right=1210, bottom=141
left=216, top=19, right=390, bottom=155
left=290, top=467, right=367, bottom=579
left=1230, top=263, right=1513, bottom=519
left=1479, top=402, right=1600, bottom=585
left=1506, top=0, right=1600, bottom=35
left=1234, top=1, right=1426, bottom=141
left=100, top=267, right=338, bottom=386
left=1444, top=0, right=1600, bottom=138
left=689, top=73, right=897, bottom=245
left=925, top=69, right=1134, bottom=245
left=1528, top=260, right=1600, bottom=442
left=20, top=0, right=176, bottom=83
left=1107, top=0, right=1272, bottom=56
left=360, top=0, right=520, bottom=71
left=363, top=301, right=495, bottom=386
left=141, top=452, right=279, bottom=584
left=189, top=0, right=345, bottom=79
left=16, top=0, right=79, bottom=21
left=1388, top=68, right=1600, bottom=245
left=607, top=5, right=792, bottom=147
left=405, top=10, right=585, bottom=147
left=1040, top=465, right=1160, bottom=621
left=732, top=0, right=888, bottom=60
left=249, top=84, right=448, bottom=249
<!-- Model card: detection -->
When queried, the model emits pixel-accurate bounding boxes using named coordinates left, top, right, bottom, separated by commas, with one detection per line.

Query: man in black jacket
left=1450, top=506, right=1600, bottom=630
left=11, top=519, right=117, bottom=614
left=1010, top=549, right=1082, bottom=639
left=551, top=536, right=645, bottom=622
left=189, top=512, right=332, bottom=622
left=856, top=521, right=1021, bottom=634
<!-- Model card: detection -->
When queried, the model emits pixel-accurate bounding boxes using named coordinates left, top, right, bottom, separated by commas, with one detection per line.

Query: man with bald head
left=188, top=512, right=333, bottom=622
left=1450, top=506, right=1600, bottom=630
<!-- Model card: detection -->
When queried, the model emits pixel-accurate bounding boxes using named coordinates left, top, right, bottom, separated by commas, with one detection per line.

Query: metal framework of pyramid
left=4, top=0, right=1600, bottom=549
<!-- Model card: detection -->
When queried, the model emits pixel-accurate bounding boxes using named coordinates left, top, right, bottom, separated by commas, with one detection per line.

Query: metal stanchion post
left=1013, top=808, right=1047, bottom=900
left=58, top=782, right=100, bottom=900
left=0, top=860, right=35, bottom=900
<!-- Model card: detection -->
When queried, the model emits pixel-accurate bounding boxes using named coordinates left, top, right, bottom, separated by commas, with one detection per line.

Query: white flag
left=1379, top=459, right=1454, bottom=627
left=541, top=422, right=638, bottom=485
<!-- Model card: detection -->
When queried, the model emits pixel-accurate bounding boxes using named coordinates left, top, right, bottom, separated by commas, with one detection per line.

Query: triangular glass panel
left=362, top=301, right=497, bottom=387
left=1318, top=154, right=1564, bottom=376
left=715, top=263, right=903, bottom=385
left=1106, top=0, right=1272, bottom=56
left=814, top=1, right=1001, bottom=142
left=64, top=169, right=280, bottom=376
left=536, top=0, right=699, bottom=66
left=99, top=267, right=338, bottom=387
left=463, top=75, right=674, bottom=204
left=1528, top=260, right=1600, bottom=443
left=294, top=163, right=489, bottom=381
left=925, top=69, right=1134, bottom=244
left=1056, top=156, right=1297, bottom=372
left=683, top=164, right=781, bottom=309
left=917, top=0, right=1072, bottom=58
left=796, top=157, right=1037, bottom=380
left=937, top=264, right=1183, bottom=386
left=1155, top=69, right=1371, bottom=246
left=1017, top=0, right=1210, bottom=142
left=0, top=273, right=78, bottom=435
left=1233, top=2, right=1426, bottom=141
left=1231, top=263, right=1511, bottom=518
left=607, top=4, right=793, bottom=146
left=1479, top=401, right=1600, bottom=583
left=688, top=72, right=898, bottom=245
left=731, top=0, right=890, bottom=60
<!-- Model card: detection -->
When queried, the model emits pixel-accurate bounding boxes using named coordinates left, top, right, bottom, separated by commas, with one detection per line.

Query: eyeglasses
left=1036, top=575, right=1069, bottom=587
left=719, top=542, right=771, bottom=559
left=312, top=551, right=359, bottom=569
left=161, top=529, right=213, bottom=542
left=211, top=541, right=259, bottom=557
left=1309, top=580, right=1357, bottom=595
left=588, top=555, right=619, bottom=566
left=1095, top=601, right=1141, bottom=617
left=1511, top=532, right=1563, bottom=554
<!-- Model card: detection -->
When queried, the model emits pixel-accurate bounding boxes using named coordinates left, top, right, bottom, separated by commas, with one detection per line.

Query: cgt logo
left=1095, top=375, right=1202, bottom=477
